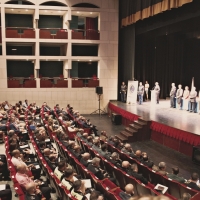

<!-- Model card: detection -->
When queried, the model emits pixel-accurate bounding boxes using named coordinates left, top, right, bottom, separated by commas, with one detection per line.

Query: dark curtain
left=86, top=17, right=95, bottom=30
left=121, top=0, right=193, bottom=26
left=134, top=34, right=200, bottom=99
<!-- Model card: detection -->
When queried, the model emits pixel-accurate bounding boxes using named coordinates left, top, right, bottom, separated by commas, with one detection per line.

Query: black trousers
left=39, top=184, right=51, bottom=200
left=0, top=184, right=12, bottom=200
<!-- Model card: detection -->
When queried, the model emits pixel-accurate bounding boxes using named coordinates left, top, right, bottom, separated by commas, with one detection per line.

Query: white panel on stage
left=127, top=81, right=138, bottom=104
left=151, top=90, right=156, bottom=104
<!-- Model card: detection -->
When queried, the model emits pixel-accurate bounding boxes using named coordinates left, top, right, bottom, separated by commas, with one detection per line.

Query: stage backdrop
left=127, top=81, right=138, bottom=104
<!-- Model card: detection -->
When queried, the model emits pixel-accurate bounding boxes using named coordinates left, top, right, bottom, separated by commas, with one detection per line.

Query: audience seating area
left=39, top=29, right=68, bottom=39
left=6, top=29, right=35, bottom=38
left=7, top=79, right=36, bottom=88
left=1, top=100, right=200, bottom=200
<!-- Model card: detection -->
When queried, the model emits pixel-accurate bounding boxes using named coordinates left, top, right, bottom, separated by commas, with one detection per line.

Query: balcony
left=72, top=29, right=100, bottom=40
left=6, top=27, right=35, bottom=38
left=7, top=77, right=36, bottom=88
left=40, top=78, right=68, bottom=88
left=71, top=77, right=99, bottom=88
left=39, top=29, right=68, bottom=39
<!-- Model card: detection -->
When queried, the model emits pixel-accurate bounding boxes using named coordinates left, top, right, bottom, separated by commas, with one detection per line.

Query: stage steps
left=115, top=118, right=151, bottom=142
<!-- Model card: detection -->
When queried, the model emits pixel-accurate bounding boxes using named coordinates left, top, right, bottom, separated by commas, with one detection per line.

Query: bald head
left=17, top=164, right=27, bottom=173
left=43, top=148, right=50, bottom=155
left=135, top=150, right=141, bottom=157
left=12, top=149, right=20, bottom=157
left=25, top=182, right=36, bottom=194
left=122, top=161, right=130, bottom=168
left=82, top=153, right=90, bottom=159
left=125, top=184, right=134, bottom=195
left=83, top=133, right=88, bottom=138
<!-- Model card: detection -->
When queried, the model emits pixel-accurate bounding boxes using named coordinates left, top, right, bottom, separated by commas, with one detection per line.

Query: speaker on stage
left=192, top=145, right=200, bottom=165
left=96, top=87, right=103, bottom=94
left=111, top=113, right=122, bottom=125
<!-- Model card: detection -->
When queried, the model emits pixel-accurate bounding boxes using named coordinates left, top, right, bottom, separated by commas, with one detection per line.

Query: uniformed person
left=120, top=82, right=127, bottom=103
left=154, top=82, right=160, bottom=104
left=189, top=87, right=197, bottom=113
left=137, top=82, right=144, bottom=105
left=170, top=83, right=176, bottom=108
left=176, top=84, right=183, bottom=109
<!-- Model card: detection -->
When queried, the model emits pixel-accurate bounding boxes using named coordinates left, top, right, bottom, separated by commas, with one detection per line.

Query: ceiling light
left=26, top=9, right=28, bottom=11
left=11, top=9, right=14, bottom=11
left=58, top=10, right=61, bottom=12
left=77, top=60, right=80, bottom=61
left=89, top=60, right=92, bottom=61
left=45, top=10, right=47, bottom=12
left=77, top=11, right=80, bottom=13
left=90, top=12, right=93, bottom=14
left=11, top=49, right=17, bottom=50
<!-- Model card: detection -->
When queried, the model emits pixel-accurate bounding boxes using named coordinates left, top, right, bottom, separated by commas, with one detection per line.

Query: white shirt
left=11, top=156, right=26, bottom=167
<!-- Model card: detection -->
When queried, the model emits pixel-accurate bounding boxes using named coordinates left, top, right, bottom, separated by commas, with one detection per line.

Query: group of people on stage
left=120, top=81, right=160, bottom=105
left=170, top=83, right=197, bottom=112
left=120, top=81, right=198, bottom=112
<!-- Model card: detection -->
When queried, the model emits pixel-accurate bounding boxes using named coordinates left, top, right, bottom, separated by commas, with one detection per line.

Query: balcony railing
left=71, top=77, right=99, bottom=88
left=39, top=28, right=68, bottom=39
left=8, top=77, right=36, bottom=88
left=6, top=27, right=35, bottom=38
left=72, top=29, right=100, bottom=40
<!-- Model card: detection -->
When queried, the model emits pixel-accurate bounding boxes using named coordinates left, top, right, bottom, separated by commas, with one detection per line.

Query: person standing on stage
left=154, top=82, right=160, bottom=104
left=183, top=86, right=190, bottom=111
left=120, top=82, right=127, bottom=103
left=138, top=82, right=144, bottom=105
left=189, top=87, right=197, bottom=113
left=170, top=83, right=176, bottom=108
left=176, top=84, right=183, bottom=110
left=145, top=81, right=150, bottom=100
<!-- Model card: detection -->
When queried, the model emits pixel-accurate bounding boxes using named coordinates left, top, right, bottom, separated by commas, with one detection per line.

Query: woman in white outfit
left=145, top=81, right=150, bottom=100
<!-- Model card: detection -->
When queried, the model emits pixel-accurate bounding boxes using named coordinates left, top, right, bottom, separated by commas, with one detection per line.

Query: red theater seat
left=7, top=80, right=20, bottom=88
left=6, top=29, right=20, bottom=38
left=72, top=31, right=84, bottom=39
left=24, top=80, right=36, bottom=88
left=54, top=30, right=68, bottom=39
left=40, top=80, right=53, bottom=88
left=39, top=30, right=52, bottom=39
left=88, top=79, right=99, bottom=87
left=21, top=29, right=35, bottom=38
left=55, top=80, right=68, bottom=88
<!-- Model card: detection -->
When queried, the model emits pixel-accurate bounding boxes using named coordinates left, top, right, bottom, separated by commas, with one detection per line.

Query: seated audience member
left=80, top=153, right=91, bottom=167
left=54, top=161, right=67, bottom=180
left=181, top=193, right=191, bottom=200
left=157, top=162, right=168, bottom=176
left=129, top=164, right=148, bottom=184
left=87, top=157, right=115, bottom=182
left=16, top=165, right=51, bottom=200
left=121, top=161, right=131, bottom=172
left=99, top=144, right=111, bottom=159
left=11, top=149, right=41, bottom=179
left=141, top=154, right=154, bottom=168
left=121, top=144, right=134, bottom=157
left=71, top=180, right=87, bottom=200
left=119, top=184, right=134, bottom=200
left=82, top=133, right=89, bottom=142
left=114, top=139, right=124, bottom=149
left=71, top=145, right=84, bottom=159
left=61, top=168, right=75, bottom=191
left=132, top=150, right=142, bottom=162
left=167, top=166, right=185, bottom=183
left=0, top=154, right=10, bottom=180
left=92, top=139, right=101, bottom=153
left=0, top=184, right=12, bottom=200
left=22, top=99, right=29, bottom=109
left=47, top=154, right=58, bottom=171
left=109, top=152, right=122, bottom=168
left=107, top=136, right=115, bottom=146
left=90, top=190, right=104, bottom=200
left=86, top=136, right=94, bottom=146
left=25, top=182, right=43, bottom=200
left=186, top=172, right=200, bottom=191
left=76, top=129, right=84, bottom=138
left=100, top=131, right=108, bottom=141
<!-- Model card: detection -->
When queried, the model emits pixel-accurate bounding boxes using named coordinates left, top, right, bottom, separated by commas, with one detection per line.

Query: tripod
left=90, top=94, right=107, bottom=115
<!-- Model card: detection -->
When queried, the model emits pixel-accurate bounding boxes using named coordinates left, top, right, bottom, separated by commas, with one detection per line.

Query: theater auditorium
left=0, top=0, right=200, bottom=199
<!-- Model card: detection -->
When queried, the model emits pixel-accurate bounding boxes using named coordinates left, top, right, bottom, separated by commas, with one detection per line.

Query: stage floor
left=110, top=100, right=200, bottom=135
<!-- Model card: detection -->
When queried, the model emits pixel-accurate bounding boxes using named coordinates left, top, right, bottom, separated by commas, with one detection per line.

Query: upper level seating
left=6, top=28, right=35, bottom=38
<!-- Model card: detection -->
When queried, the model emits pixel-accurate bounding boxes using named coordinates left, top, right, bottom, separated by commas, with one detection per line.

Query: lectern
left=151, top=90, right=156, bottom=104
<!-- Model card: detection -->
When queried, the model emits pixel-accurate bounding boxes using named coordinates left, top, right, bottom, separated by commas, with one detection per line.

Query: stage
left=108, top=100, right=200, bottom=157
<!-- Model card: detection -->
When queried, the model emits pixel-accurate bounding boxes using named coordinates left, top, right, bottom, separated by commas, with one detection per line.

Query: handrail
left=71, top=77, right=99, bottom=80
left=72, top=28, right=100, bottom=32
left=6, top=27, right=34, bottom=29
left=39, top=28, right=68, bottom=30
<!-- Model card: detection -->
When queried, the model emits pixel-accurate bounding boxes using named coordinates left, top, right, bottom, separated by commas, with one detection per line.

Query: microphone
left=133, top=77, right=138, bottom=81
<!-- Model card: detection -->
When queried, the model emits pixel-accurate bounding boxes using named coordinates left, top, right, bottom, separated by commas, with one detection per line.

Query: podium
left=151, top=90, right=156, bottom=104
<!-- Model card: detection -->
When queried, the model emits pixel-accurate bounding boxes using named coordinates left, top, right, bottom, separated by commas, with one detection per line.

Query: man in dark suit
left=170, top=83, right=176, bottom=108
left=119, top=184, right=134, bottom=200
left=186, top=173, right=200, bottom=191
left=129, top=163, right=148, bottom=185
left=167, top=166, right=185, bottom=183
left=109, top=152, right=122, bottom=169
left=141, top=154, right=154, bottom=168
left=92, top=139, right=101, bottom=153
left=98, top=144, right=111, bottom=160
left=121, top=144, right=134, bottom=157
left=80, top=153, right=91, bottom=167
